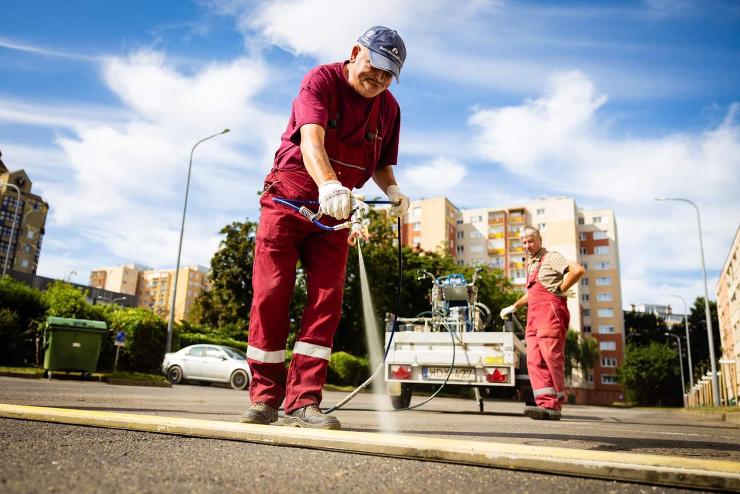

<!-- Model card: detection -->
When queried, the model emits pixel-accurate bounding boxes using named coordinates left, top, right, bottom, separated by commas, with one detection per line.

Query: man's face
left=346, top=45, right=393, bottom=98
left=521, top=233, right=542, bottom=257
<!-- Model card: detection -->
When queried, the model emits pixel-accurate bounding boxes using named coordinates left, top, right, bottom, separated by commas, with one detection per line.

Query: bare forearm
left=513, top=293, right=528, bottom=310
left=300, top=124, right=337, bottom=186
left=372, top=165, right=397, bottom=194
left=560, top=262, right=585, bottom=293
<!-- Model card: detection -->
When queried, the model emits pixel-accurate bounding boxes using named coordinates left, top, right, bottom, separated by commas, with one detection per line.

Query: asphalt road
left=1, top=377, right=738, bottom=493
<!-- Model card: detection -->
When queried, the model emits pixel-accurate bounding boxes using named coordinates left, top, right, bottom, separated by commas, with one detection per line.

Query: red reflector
left=486, top=368, right=508, bottom=383
left=391, top=365, right=412, bottom=380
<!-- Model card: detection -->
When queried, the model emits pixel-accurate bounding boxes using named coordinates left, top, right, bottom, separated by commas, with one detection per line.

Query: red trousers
left=247, top=183, right=349, bottom=413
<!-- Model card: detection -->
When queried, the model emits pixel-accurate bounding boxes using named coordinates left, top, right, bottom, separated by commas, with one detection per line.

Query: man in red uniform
left=500, top=226, right=584, bottom=420
left=240, top=27, right=409, bottom=429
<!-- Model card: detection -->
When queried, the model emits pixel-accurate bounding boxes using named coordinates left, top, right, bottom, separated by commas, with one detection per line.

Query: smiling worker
left=500, top=226, right=585, bottom=420
left=241, top=27, right=409, bottom=429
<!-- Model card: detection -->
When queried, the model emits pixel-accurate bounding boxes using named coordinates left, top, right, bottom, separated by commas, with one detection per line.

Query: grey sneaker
left=524, top=406, right=561, bottom=421
left=283, top=404, right=341, bottom=430
left=240, top=402, right=278, bottom=425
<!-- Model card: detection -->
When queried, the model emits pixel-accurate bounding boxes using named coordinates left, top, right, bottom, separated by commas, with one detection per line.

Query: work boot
left=524, top=406, right=561, bottom=421
left=283, top=404, right=341, bottom=430
left=240, top=402, right=278, bottom=425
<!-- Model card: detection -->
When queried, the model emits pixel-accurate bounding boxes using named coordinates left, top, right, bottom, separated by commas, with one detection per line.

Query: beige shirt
left=527, top=248, right=570, bottom=297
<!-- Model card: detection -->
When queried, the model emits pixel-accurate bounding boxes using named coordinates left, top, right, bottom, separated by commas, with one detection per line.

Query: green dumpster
left=43, top=317, right=107, bottom=378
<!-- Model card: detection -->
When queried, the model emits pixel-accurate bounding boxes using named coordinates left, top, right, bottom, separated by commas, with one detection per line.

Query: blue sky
left=1, top=0, right=738, bottom=310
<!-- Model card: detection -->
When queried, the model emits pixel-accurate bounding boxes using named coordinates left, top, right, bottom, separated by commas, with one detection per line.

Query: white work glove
left=499, top=305, right=517, bottom=319
left=318, top=180, right=352, bottom=220
left=386, top=185, right=409, bottom=217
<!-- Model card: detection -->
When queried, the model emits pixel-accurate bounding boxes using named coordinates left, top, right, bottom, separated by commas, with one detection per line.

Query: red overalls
left=526, top=252, right=570, bottom=411
left=247, top=92, right=382, bottom=414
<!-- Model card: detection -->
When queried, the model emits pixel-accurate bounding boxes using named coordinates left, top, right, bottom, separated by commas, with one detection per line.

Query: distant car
left=162, top=344, right=251, bottom=390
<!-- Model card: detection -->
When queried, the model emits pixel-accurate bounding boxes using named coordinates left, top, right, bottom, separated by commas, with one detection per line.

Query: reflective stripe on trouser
left=526, top=326, right=566, bottom=411
left=248, top=194, right=349, bottom=413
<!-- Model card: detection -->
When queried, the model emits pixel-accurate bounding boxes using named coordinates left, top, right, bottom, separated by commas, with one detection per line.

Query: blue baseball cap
left=357, top=26, right=406, bottom=82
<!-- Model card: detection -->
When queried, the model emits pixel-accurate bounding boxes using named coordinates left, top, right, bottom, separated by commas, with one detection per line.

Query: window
left=472, top=215, right=483, bottom=223
left=596, top=292, right=613, bottom=302
left=412, top=222, right=421, bottom=231
left=470, top=245, right=484, bottom=253
left=593, top=231, right=608, bottom=240
left=581, top=294, right=589, bottom=302
left=581, top=278, right=589, bottom=286
left=412, top=207, right=421, bottom=218
left=597, top=308, right=614, bottom=317
left=583, top=309, right=590, bottom=317
left=456, top=246, right=464, bottom=254
left=20, top=259, right=29, bottom=268
left=596, top=276, right=612, bottom=286
left=599, top=341, right=616, bottom=351
left=537, top=223, right=546, bottom=231
left=601, top=374, right=618, bottom=384
left=536, top=208, right=545, bottom=215
left=580, top=247, right=587, bottom=255
left=587, top=371, right=594, bottom=384
left=595, top=246, right=609, bottom=255
left=27, top=230, right=35, bottom=240
left=601, top=357, right=618, bottom=367
left=187, top=347, right=205, bottom=357
left=583, top=325, right=592, bottom=333
left=412, top=236, right=421, bottom=245
left=205, top=347, right=223, bottom=358
left=593, top=216, right=603, bottom=223
left=579, top=232, right=587, bottom=241
left=582, top=262, right=588, bottom=270
left=598, top=325, right=615, bottom=334
left=595, top=261, right=610, bottom=270
left=578, top=217, right=585, bottom=225
left=457, top=231, right=464, bottom=239
left=471, top=231, right=484, bottom=239
left=23, top=244, right=32, bottom=253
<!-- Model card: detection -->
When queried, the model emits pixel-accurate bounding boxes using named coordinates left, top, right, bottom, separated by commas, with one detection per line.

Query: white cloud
left=3, top=49, right=285, bottom=280
left=469, top=70, right=740, bottom=307
left=401, top=157, right=467, bottom=197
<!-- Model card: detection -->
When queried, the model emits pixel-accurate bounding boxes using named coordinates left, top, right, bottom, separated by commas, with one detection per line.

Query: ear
left=349, top=44, right=361, bottom=62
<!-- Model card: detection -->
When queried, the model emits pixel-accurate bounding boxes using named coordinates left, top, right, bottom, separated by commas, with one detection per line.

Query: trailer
left=384, top=271, right=534, bottom=411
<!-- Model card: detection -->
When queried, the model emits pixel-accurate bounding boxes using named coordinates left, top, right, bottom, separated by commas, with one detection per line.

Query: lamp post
left=655, top=197, right=719, bottom=406
left=668, top=294, right=694, bottom=388
left=0, top=181, right=21, bottom=277
left=665, top=332, right=686, bottom=406
left=166, top=129, right=230, bottom=353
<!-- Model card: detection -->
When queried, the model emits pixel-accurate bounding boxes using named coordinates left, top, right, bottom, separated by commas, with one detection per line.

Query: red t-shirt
left=273, top=62, right=400, bottom=178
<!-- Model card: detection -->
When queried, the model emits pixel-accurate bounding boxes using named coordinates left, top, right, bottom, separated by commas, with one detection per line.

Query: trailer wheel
left=390, top=384, right=412, bottom=409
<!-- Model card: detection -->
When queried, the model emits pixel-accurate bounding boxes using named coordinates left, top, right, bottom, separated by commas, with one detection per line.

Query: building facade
left=0, top=151, right=49, bottom=274
left=401, top=196, right=625, bottom=405
left=90, top=264, right=210, bottom=322
left=716, top=226, right=740, bottom=392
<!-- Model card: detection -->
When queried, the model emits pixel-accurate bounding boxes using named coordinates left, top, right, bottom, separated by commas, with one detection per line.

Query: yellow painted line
left=1, top=403, right=738, bottom=491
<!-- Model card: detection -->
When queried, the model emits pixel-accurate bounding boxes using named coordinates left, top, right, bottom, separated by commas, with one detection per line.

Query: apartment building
left=716, top=226, right=740, bottom=391
left=0, top=151, right=49, bottom=274
left=90, top=264, right=210, bottom=322
left=630, top=303, right=686, bottom=328
left=402, top=196, right=625, bottom=405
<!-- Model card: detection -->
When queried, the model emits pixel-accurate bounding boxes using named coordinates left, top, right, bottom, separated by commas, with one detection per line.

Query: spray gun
left=347, top=196, right=370, bottom=246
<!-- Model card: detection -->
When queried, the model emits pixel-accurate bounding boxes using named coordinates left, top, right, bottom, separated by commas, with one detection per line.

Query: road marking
left=0, top=403, right=738, bottom=491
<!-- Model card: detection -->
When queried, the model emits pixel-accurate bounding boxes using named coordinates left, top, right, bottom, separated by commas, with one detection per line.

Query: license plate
left=422, top=367, right=475, bottom=382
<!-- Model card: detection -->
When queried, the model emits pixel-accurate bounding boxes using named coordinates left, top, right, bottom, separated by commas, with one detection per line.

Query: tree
left=564, top=330, right=599, bottom=381
left=190, top=219, right=258, bottom=335
left=687, top=297, right=721, bottom=382
left=0, top=276, right=47, bottom=365
left=624, top=310, right=667, bottom=346
left=43, top=281, right=96, bottom=320
left=618, top=342, right=683, bottom=406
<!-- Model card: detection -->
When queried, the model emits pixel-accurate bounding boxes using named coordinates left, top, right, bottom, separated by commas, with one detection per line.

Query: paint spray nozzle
left=347, top=196, right=371, bottom=246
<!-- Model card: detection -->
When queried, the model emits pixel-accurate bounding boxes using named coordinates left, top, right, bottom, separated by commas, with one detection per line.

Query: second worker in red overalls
left=240, top=27, right=409, bottom=429
left=500, top=226, right=585, bottom=420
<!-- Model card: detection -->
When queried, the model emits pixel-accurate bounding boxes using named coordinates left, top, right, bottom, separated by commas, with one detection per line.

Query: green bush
left=178, top=332, right=247, bottom=351
left=0, top=276, right=47, bottom=365
left=327, top=351, right=369, bottom=386
left=107, top=308, right=168, bottom=373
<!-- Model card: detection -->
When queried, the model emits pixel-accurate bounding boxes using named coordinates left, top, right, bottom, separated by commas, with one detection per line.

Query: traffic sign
left=114, top=331, right=126, bottom=347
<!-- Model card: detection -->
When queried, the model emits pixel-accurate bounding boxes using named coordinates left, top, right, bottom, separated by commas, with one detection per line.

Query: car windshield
left=222, top=347, right=246, bottom=360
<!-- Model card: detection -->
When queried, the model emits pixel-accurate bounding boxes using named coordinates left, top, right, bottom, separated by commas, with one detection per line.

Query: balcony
left=489, top=215, right=506, bottom=224
left=488, top=248, right=505, bottom=256
left=509, top=246, right=524, bottom=254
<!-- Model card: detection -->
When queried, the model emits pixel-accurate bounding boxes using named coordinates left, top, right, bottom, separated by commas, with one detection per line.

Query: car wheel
left=390, top=384, right=412, bottom=409
left=167, top=365, right=183, bottom=385
left=230, top=369, right=249, bottom=390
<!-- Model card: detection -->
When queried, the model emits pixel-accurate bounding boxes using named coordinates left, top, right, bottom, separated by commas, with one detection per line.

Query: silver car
left=162, top=344, right=251, bottom=390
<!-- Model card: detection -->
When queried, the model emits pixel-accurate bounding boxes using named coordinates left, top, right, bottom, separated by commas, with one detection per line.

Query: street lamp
left=0, top=181, right=21, bottom=277
left=665, top=332, right=686, bottom=406
left=166, top=129, right=230, bottom=353
left=65, top=270, right=77, bottom=282
left=655, top=197, right=719, bottom=406
left=668, top=294, right=694, bottom=388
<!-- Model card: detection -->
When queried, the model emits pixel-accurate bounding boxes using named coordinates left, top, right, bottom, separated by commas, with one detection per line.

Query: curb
left=101, top=378, right=171, bottom=388
left=0, top=371, right=42, bottom=379
left=1, top=403, right=739, bottom=491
